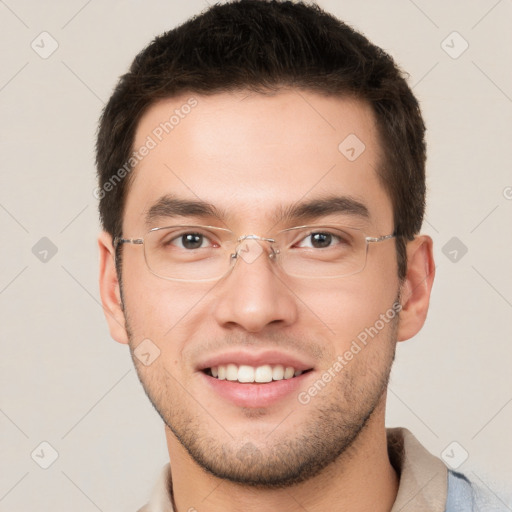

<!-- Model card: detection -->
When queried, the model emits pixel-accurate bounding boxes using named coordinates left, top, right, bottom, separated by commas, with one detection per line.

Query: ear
left=98, top=231, right=129, bottom=344
left=397, top=235, right=435, bottom=342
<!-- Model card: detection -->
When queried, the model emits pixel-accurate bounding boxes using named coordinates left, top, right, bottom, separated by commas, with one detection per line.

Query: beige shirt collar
left=139, top=427, right=448, bottom=512
left=388, top=428, right=448, bottom=511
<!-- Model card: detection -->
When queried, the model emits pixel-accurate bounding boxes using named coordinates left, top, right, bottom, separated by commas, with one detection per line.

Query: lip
left=200, top=370, right=314, bottom=408
left=196, top=349, right=315, bottom=373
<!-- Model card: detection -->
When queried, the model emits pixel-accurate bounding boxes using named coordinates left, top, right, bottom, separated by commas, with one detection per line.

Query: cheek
left=122, top=272, right=218, bottom=355
left=289, top=270, right=399, bottom=344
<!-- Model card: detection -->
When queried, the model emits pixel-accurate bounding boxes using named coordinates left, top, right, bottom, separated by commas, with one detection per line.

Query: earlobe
left=397, top=235, right=435, bottom=342
left=98, top=231, right=129, bottom=345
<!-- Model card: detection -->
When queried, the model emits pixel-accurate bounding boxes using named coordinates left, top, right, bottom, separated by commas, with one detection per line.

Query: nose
left=211, top=239, right=298, bottom=333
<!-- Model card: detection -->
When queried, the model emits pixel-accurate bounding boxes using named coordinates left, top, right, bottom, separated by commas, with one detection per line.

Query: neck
left=165, top=401, right=398, bottom=512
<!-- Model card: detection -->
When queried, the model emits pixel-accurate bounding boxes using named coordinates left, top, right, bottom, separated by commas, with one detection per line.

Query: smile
left=204, top=364, right=312, bottom=383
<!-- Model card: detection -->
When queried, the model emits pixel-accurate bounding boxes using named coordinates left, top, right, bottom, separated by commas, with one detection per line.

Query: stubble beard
left=124, top=307, right=398, bottom=489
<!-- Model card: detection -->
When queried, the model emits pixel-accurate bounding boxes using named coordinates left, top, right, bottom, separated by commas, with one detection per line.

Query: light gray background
left=1, top=0, right=511, bottom=510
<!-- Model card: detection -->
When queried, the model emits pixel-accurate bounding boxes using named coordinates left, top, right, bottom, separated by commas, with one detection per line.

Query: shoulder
left=135, top=463, right=174, bottom=512
left=446, top=470, right=512, bottom=512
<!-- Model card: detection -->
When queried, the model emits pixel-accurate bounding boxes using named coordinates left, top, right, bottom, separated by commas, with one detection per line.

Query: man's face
left=120, top=90, right=401, bottom=486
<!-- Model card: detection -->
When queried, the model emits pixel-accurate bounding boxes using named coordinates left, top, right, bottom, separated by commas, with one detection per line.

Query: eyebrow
left=144, top=193, right=370, bottom=228
left=278, top=195, right=370, bottom=223
left=144, top=195, right=226, bottom=228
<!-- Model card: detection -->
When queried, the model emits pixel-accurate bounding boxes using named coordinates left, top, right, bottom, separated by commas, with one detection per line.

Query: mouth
left=200, top=364, right=315, bottom=409
left=196, top=350, right=316, bottom=408
left=203, top=364, right=313, bottom=383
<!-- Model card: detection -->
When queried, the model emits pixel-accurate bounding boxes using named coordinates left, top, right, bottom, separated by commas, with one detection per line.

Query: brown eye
left=309, top=232, right=332, bottom=248
left=180, top=233, right=204, bottom=249
left=164, top=232, right=211, bottom=250
left=297, top=232, right=338, bottom=249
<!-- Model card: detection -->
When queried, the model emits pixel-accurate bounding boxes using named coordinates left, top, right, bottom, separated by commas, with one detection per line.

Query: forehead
left=124, top=90, right=392, bottom=232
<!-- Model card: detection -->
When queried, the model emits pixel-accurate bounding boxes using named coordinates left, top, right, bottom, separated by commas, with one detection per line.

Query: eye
left=296, top=231, right=342, bottom=249
left=166, top=232, right=214, bottom=250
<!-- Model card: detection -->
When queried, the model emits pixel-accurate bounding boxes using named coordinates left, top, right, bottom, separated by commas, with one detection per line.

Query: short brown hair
left=96, top=0, right=426, bottom=280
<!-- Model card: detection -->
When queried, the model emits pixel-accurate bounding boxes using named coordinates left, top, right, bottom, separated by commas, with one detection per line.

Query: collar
left=388, top=427, right=448, bottom=511
left=139, top=427, right=448, bottom=512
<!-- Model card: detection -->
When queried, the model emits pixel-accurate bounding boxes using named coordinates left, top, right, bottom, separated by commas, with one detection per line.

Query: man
left=96, top=1, right=503, bottom=510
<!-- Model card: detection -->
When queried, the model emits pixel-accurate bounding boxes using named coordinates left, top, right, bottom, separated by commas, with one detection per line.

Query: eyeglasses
left=113, top=224, right=395, bottom=282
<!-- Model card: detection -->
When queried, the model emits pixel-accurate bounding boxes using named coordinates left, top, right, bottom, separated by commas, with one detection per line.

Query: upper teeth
left=211, top=364, right=303, bottom=383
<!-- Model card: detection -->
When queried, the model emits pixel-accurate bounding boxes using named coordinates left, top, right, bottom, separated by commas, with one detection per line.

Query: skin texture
left=98, top=89, right=435, bottom=511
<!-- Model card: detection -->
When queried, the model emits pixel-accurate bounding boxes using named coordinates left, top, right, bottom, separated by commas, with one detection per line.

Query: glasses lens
left=142, top=225, right=369, bottom=281
left=276, top=225, right=367, bottom=278
left=144, top=226, right=233, bottom=281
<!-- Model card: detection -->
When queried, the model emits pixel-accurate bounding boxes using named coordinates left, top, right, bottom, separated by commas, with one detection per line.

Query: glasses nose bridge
left=232, top=233, right=279, bottom=262
left=237, top=233, right=275, bottom=244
